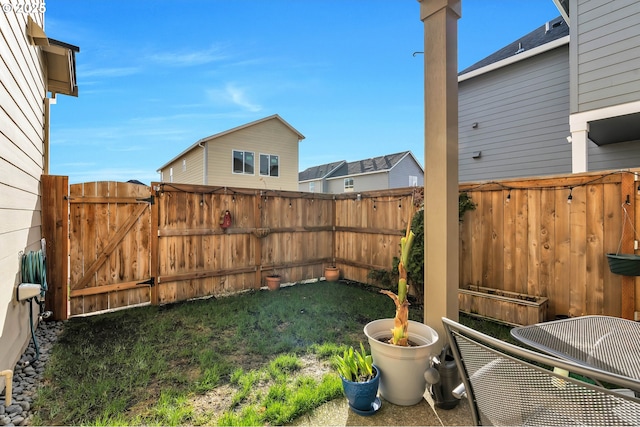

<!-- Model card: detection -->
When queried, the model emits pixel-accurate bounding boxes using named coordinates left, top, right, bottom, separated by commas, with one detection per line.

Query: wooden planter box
left=458, top=285, right=548, bottom=326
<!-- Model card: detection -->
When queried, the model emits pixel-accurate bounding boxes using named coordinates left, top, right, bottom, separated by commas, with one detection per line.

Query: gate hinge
left=137, top=277, right=155, bottom=287
left=137, top=195, right=155, bottom=204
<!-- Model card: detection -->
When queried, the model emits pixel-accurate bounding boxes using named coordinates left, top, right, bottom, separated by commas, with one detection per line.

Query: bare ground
left=189, top=354, right=334, bottom=423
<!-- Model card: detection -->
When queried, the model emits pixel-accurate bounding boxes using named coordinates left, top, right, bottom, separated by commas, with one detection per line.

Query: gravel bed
left=0, top=321, right=64, bottom=426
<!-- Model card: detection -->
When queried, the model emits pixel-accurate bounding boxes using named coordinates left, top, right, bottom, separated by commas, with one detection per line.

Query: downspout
left=1, top=369, right=12, bottom=406
left=43, top=95, right=56, bottom=174
left=199, top=141, right=207, bottom=185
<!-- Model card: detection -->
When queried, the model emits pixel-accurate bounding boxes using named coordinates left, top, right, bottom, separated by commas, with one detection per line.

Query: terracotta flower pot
left=266, top=275, right=281, bottom=291
left=324, top=267, right=340, bottom=282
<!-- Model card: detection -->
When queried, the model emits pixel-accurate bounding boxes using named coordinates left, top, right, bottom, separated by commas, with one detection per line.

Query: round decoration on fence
left=220, top=210, right=232, bottom=229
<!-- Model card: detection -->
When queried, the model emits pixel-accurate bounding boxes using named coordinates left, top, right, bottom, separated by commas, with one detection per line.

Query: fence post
left=41, top=175, right=69, bottom=320
left=254, top=190, right=263, bottom=287
left=150, top=183, right=159, bottom=305
left=621, top=173, right=636, bottom=320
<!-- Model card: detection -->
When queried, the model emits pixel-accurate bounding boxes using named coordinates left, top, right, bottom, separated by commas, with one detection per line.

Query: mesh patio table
left=511, top=315, right=640, bottom=385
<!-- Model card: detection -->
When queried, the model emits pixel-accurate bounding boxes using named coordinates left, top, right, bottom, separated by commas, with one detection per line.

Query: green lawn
left=33, top=281, right=510, bottom=426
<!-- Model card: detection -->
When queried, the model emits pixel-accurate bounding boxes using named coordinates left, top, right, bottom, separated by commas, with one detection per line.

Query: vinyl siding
left=205, top=118, right=300, bottom=191
left=572, top=0, right=640, bottom=113
left=0, top=10, right=46, bottom=384
left=458, top=45, right=571, bottom=182
left=588, top=138, right=640, bottom=170
left=165, top=146, right=204, bottom=184
left=326, top=172, right=388, bottom=194
left=388, top=155, right=424, bottom=188
left=298, top=179, right=322, bottom=193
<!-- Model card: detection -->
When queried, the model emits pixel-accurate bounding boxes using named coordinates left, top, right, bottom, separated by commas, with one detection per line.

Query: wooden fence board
left=82, top=183, right=98, bottom=314
left=41, top=175, right=69, bottom=320
left=514, top=189, right=528, bottom=295
left=569, top=185, right=587, bottom=317
left=586, top=184, right=604, bottom=315
left=503, top=189, right=516, bottom=292
left=621, top=173, right=636, bottom=319
left=527, top=189, right=540, bottom=297
left=490, top=190, right=504, bottom=292
left=603, top=182, right=622, bottom=316
left=539, top=189, right=555, bottom=306
left=553, top=186, right=571, bottom=318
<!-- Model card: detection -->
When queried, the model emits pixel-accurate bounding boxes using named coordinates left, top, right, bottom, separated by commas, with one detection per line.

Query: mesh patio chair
left=442, top=317, right=640, bottom=426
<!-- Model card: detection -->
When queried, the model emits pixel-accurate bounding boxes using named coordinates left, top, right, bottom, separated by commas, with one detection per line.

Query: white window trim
left=344, top=177, right=354, bottom=192
left=232, top=149, right=255, bottom=175
left=259, top=152, right=280, bottom=177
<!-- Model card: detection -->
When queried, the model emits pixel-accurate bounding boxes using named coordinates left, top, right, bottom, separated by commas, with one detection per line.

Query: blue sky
left=46, top=1, right=561, bottom=185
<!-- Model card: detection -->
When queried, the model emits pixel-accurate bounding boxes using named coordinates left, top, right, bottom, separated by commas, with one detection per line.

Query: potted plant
left=265, top=269, right=281, bottom=291
left=324, top=265, right=340, bottom=282
left=334, top=343, right=381, bottom=415
left=363, top=217, right=440, bottom=406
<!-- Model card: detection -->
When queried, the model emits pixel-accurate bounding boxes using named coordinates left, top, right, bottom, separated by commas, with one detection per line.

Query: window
left=344, top=177, right=354, bottom=192
left=409, top=175, right=418, bottom=187
left=309, top=182, right=315, bottom=192
left=260, top=154, right=279, bottom=177
left=233, top=150, right=254, bottom=174
left=182, top=159, right=187, bottom=172
left=169, top=167, right=173, bottom=183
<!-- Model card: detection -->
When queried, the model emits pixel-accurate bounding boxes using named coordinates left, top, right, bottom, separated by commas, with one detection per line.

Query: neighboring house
left=1, top=12, right=78, bottom=388
left=297, top=161, right=345, bottom=193
left=157, top=114, right=305, bottom=191
left=298, top=151, right=424, bottom=194
left=458, top=0, right=640, bottom=182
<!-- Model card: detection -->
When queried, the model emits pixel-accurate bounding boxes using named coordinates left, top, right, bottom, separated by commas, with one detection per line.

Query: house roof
left=157, top=114, right=305, bottom=171
left=299, top=151, right=421, bottom=181
left=298, top=161, right=346, bottom=182
left=27, top=16, right=80, bottom=97
left=340, top=151, right=414, bottom=177
left=459, top=16, right=569, bottom=77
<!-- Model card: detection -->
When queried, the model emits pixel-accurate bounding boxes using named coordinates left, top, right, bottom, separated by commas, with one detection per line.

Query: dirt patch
left=189, top=354, right=333, bottom=422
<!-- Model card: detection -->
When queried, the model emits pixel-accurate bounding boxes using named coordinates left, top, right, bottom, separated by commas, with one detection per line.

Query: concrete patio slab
left=290, top=396, right=473, bottom=426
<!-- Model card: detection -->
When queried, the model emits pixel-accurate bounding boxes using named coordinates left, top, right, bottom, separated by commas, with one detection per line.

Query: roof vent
left=546, top=19, right=563, bottom=33
left=515, top=42, right=525, bottom=54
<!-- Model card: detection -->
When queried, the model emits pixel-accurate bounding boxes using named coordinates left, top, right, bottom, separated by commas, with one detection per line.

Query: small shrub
left=370, top=192, right=476, bottom=305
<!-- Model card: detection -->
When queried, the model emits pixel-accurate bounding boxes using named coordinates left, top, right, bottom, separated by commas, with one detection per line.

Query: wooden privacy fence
left=42, top=169, right=640, bottom=321
left=41, top=177, right=419, bottom=319
left=459, top=169, right=640, bottom=320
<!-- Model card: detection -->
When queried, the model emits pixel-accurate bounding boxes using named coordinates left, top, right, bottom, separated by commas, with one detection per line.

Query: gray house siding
left=389, top=155, right=423, bottom=188
left=459, top=45, right=572, bottom=182
left=571, top=0, right=640, bottom=113
left=326, top=172, right=388, bottom=194
left=299, top=179, right=324, bottom=193
left=589, top=138, right=640, bottom=170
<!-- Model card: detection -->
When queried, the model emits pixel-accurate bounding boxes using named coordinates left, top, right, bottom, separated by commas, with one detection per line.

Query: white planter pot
left=364, top=319, right=439, bottom=406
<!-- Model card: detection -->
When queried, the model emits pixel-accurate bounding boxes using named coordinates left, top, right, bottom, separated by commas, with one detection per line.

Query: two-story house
left=458, top=0, right=640, bottom=182
left=1, top=13, right=78, bottom=388
left=298, top=151, right=424, bottom=194
left=157, top=114, right=305, bottom=191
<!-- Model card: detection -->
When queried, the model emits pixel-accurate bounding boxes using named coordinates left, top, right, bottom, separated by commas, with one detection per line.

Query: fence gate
left=68, top=181, right=153, bottom=317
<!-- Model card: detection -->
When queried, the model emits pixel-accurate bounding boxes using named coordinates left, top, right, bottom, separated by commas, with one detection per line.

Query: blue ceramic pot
left=340, top=365, right=380, bottom=411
